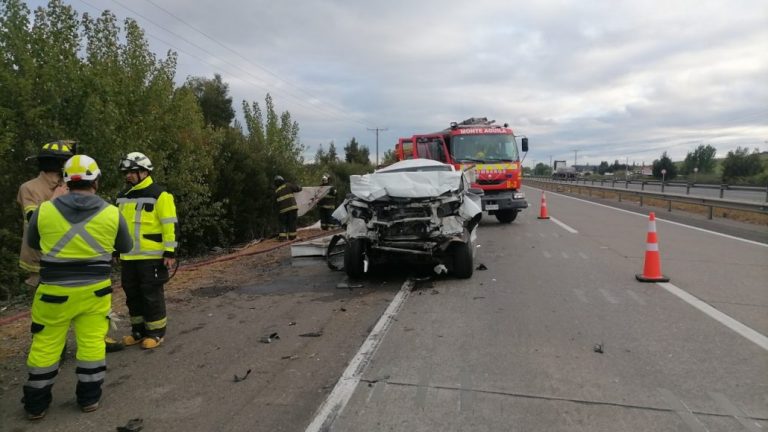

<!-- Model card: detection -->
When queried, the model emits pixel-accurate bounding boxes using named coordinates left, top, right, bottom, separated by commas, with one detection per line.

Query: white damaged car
left=332, top=159, right=483, bottom=279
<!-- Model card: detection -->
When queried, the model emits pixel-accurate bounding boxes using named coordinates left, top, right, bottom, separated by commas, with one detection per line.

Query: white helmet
left=119, top=152, right=153, bottom=172
left=63, top=155, right=101, bottom=183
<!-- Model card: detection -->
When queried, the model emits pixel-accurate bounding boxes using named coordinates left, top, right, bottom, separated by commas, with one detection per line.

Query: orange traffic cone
left=635, top=212, right=670, bottom=282
left=537, top=192, right=550, bottom=219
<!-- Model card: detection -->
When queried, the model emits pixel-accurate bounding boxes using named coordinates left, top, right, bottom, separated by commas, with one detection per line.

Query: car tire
left=451, top=242, right=473, bottom=279
left=344, top=238, right=367, bottom=278
left=495, top=209, right=518, bottom=224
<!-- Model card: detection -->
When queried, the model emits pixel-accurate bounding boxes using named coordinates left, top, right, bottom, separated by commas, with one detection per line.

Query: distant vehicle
left=332, top=159, right=483, bottom=279
left=552, top=160, right=577, bottom=180
left=394, top=117, right=528, bottom=223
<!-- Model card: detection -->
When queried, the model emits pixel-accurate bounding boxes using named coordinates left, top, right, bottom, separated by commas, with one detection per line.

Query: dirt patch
left=0, top=228, right=341, bottom=362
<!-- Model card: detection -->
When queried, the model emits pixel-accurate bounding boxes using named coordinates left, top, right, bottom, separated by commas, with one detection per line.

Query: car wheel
left=495, top=209, right=518, bottom=224
left=451, top=242, right=473, bottom=279
left=344, top=238, right=367, bottom=278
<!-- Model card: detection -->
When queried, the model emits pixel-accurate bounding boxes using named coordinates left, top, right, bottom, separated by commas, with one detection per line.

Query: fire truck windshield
left=451, top=134, right=519, bottom=163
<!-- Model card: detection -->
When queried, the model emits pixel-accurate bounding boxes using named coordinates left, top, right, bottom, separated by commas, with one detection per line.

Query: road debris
left=473, top=296, right=485, bottom=300
left=433, top=264, right=448, bottom=274
left=430, top=289, right=439, bottom=295
left=339, top=307, right=347, bottom=312
left=299, top=331, right=323, bottom=337
left=233, top=369, right=252, bottom=382
left=116, top=417, right=144, bottom=432
left=281, top=355, right=300, bottom=360
left=476, top=263, right=488, bottom=270
left=288, top=321, right=297, bottom=326
left=593, top=343, right=604, bottom=354
left=260, top=332, right=280, bottom=343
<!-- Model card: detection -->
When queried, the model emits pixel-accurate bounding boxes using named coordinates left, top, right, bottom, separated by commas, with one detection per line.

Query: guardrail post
left=661, top=182, right=665, bottom=193
left=686, top=183, right=691, bottom=195
left=667, top=200, right=672, bottom=212
left=611, top=179, right=616, bottom=188
left=720, top=185, right=725, bottom=198
left=625, top=181, right=629, bottom=189
left=708, top=206, right=713, bottom=219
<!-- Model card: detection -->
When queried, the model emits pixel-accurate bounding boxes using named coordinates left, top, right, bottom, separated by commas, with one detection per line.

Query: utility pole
left=573, top=150, right=579, bottom=173
left=367, top=127, right=388, bottom=166
left=549, top=155, right=553, bottom=170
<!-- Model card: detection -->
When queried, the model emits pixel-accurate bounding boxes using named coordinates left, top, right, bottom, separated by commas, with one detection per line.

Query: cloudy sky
left=28, top=0, right=768, bottom=167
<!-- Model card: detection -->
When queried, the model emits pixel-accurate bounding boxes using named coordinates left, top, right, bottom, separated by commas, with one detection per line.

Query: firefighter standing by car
left=274, top=175, right=301, bottom=240
left=17, top=141, right=74, bottom=290
left=318, top=174, right=337, bottom=230
left=22, top=155, right=132, bottom=420
left=116, top=152, right=178, bottom=350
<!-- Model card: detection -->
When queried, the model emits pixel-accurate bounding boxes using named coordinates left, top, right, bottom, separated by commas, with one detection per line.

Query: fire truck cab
left=395, top=117, right=529, bottom=223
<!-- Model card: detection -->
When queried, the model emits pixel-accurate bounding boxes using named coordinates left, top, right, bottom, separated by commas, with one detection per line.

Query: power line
left=141, top=0, right=359, bottom=123
left=77, top=0, right=365, bottom=127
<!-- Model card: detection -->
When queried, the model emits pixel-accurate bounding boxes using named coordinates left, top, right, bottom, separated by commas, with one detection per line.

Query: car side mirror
left=521, top=137, right=529, bottom=152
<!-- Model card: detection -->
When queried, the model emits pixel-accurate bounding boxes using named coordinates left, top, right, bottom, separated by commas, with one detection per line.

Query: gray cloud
left=28, top=0, right=768, bottom=164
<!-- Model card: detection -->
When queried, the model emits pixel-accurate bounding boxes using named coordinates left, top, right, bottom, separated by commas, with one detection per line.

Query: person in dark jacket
left=318, top=174, right=338, bottom=230
left=274, top=175, right=301, bottom=240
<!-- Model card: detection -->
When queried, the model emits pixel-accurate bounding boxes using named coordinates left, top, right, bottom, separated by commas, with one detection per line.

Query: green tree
left=327, top=141, right=338, bottom=163
left=533, top=162, right=551, bottom=176
left=381, top=149, right=397, bottom=165
left=314, top=143, right=327, bottom=165
left=681, top=144, right=717, bottom=175
left=184, top=73, right=235, bottom=129
left=652, top=152, right=677, bottom=180
left=344, top=137, right=370, bottom=165
left=597, top=161, right=609, bottom=174
left=721, top=147, right=762, bottom=181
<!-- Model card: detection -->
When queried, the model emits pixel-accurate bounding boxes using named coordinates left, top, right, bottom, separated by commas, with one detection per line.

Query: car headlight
left=513, top=192, right=525, bottom=199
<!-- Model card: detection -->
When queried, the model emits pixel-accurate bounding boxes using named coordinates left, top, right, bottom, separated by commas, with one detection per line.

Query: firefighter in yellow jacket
left=17, top=141, right=74, bottom=288
left=23, top=155, right=132, bottom=420
left=274, top=175, right=301, bottom=240
left=116, top=152, right=177, bottom=350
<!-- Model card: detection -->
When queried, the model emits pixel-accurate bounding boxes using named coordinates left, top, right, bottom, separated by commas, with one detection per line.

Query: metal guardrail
left=525, top=177, right=768, bottom=220
left=530, top=176, right=768, bottom=202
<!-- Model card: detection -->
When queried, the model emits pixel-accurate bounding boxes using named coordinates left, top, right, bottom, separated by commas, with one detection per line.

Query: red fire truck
left=395, top=117, right=529, bottom=223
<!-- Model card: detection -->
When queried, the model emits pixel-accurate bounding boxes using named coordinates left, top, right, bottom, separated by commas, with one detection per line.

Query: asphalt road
left=1, top=189, right=766, bottom=431
left=323, top=187, right=768, bottom=431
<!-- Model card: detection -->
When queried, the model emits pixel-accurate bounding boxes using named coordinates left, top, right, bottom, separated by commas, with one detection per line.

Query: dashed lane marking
left=550, top=216, right=579, bottom=234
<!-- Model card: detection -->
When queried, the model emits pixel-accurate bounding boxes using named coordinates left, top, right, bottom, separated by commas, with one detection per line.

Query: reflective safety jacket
left=17, top=172, right=65, bottom=272
left=116, top=176, right=178, bottom=260
left=276, top=182, right=301, bottom=214
left=28, top=193, right=132, bottom=289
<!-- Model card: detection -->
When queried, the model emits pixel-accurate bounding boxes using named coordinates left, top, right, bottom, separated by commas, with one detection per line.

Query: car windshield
left=451, top=133, right=519, bottom=162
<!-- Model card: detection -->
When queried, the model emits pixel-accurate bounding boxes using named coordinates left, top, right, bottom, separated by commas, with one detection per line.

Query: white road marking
left=626, top=290, right=647, bottom=305
left=542, top=251, right=552, bottom=258
left=524, top=186, right=767, bottom=248
left=305, top=279, right=414, bottom=432
left=598, top=288, right=620, bottom=304
left=578, top=252, right=589, bottom=260
left=573, top=289, right=589, bottom=303
left=550, top=216, right=579, bottom=234
left=657, top=282, right=768, bottom=351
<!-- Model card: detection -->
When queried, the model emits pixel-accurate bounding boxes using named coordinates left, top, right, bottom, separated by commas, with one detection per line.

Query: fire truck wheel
left=451, top=242, right=473, bottom=279
left=344, top=238, right=367, bottom=278
left=495, top=209, right=518, bottom=224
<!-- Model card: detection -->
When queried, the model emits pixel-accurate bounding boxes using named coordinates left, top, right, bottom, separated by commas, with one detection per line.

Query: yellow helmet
left=38, top=140, right=75, bottom=160
left=63, top=155, right=101, bottom=183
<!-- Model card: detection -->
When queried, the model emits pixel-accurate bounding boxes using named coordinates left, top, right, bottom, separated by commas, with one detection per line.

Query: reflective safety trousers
left=24, top=283, right=111, bottom=413
left=117, top=176, right=178, bottom=260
